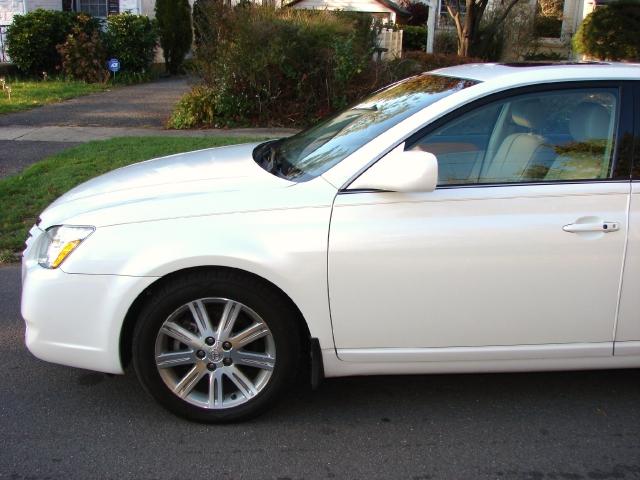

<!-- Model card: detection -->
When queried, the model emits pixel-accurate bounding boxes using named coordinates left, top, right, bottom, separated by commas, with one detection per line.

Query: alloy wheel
left=154, top=297, right=276, bottom=409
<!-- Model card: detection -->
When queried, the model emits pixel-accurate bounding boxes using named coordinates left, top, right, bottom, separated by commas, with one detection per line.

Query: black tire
left=132, top=269, right=301, bottom=423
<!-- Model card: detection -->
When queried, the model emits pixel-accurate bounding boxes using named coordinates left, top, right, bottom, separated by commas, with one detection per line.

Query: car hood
left=39, top=142, right=311, bottom=228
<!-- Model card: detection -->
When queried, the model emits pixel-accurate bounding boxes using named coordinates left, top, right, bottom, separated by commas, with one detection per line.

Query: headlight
left=37, top=225, right=95, bottom=269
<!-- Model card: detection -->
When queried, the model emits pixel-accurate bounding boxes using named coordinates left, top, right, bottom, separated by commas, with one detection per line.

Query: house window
left=78, top=0, right=108, bottom=17
left=63, top=0, right=116, bottom=17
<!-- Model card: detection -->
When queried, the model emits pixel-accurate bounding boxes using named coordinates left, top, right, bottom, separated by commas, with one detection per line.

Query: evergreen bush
left=104, top=13, right=158, bottom=74
left=400, top=0, right=429, bottom=26
left=573, top=1, right=640, bottom=60
left=156, top=0, right=193, bottom=74
left=192, top=0, right=216, bottom=48
left=6, top=9, right=100, bottom=74
left=403, top=25, right=428, bottom=51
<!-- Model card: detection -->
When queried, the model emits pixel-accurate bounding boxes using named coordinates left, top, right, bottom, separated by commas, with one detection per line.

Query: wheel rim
left=154, top=297, right=276, bottom=410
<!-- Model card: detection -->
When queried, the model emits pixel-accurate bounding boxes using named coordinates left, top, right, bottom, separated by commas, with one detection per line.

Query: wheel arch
left=119, top=265, right=312, bottom=369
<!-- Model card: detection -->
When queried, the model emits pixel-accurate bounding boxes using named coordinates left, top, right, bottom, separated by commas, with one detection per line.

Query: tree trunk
left=459, top=0, right=476, bottom=57
left=445, top=2, right=465, bottom=56
left=448, top=0, right=521, bottom=58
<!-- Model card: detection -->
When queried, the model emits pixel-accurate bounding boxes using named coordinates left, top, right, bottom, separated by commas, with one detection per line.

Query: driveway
left=0, top=77, right=191, bottom=128
left=1, top=264, right=639, bottom=479
left=0, top=139, right=81, bottom=177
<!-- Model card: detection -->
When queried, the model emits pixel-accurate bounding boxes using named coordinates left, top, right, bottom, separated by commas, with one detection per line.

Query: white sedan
left=21, top=63, right=640, bottom=422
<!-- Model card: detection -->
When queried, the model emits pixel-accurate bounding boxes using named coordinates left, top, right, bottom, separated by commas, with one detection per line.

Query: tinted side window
left=409, top=88, right=619, bottom=186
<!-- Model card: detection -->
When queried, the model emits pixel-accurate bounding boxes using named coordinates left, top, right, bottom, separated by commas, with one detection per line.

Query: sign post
left=107, top=58, right=121, bottom=82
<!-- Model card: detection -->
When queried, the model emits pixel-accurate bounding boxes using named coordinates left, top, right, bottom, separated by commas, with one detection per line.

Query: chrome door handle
left=563, top=222, right=620, bottom=233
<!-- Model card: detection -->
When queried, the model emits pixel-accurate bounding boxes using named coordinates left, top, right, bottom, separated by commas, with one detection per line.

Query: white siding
left=25, top=0, right=61, bottom=12
left=139, top=0, right=154, bottom=16
left=119, top=0, right=139, bottom=13
left=0, top=0, right=24, bottom=24
left=291, top=0, right=395, bottom=21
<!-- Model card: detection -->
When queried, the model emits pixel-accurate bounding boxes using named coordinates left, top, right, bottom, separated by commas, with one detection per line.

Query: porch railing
left=0, top=25, right=8, bottom=63
left=375, top=28, right=403, bottom=61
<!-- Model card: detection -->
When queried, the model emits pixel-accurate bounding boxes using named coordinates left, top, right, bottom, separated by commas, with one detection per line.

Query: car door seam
left=326, top=190, right=340, bottom=359
left=612, top=183, right=632, bottom=353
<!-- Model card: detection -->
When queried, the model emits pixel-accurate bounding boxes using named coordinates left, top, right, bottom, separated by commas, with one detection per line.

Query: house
left=0, top=0, right=186, bottom=62
left=287, top=0, right=409, bottom=59
left=432, top=0, right=600, bottom=58
left=289, top=0, right=601, bottom=58
left=288, top=0, right=410, bottom=24
left=0, top=0, right=144, bottom=25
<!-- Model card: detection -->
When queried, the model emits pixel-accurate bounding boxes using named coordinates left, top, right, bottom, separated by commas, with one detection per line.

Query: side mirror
left=348, top=143, right=438, bottom=193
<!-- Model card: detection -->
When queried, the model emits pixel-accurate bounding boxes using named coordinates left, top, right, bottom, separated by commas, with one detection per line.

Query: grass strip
left=0, top=80, right=108, bottom=115
left=0, top=136, right=262, bottom=263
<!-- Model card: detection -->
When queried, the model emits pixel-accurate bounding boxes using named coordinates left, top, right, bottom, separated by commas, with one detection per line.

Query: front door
left=328, top=84, right=630, bottom=355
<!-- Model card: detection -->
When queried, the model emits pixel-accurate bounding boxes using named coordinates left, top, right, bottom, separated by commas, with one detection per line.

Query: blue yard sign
left=108, top=58, right=120, bottom=73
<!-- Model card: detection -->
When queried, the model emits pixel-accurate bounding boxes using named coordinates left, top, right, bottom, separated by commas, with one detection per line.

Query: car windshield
left=253, top=74, right=478, bottom=181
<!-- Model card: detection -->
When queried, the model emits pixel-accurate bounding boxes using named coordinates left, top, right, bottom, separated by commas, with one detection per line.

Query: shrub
left=402, top=25, right=427, bottom=51
left=168, top=86, right=217, bottom=129
left=400, top=0, right=429, bottom=26
left=6, top=9, right=100, bottom=74
left=57, top=14, right=109, bottom=83
left=346, top=52, right=481, bottom=99
left=401, top=51, right=482, bottom=70
left=104, top=13, right=157, bottom=74
left=171, top=4, right=479, bottom=130
left=433, top=29, right=458, bottom=55
left=534, top=0, right=563, bottom=38
left=177, top=5, right=375, bottom=128
left=523, top=50, right=566, bottom=61
left=573, top=1, right=640, bottom=60
left=534, top=15, right=562, bottom=38
left=156, top=0, right=193, bottom=74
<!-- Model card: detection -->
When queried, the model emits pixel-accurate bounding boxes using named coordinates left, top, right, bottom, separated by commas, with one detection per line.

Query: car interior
left=411, top=89, right=618, bottom=186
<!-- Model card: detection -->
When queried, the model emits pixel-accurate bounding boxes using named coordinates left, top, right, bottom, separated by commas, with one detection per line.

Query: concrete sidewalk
left=0, top=125, right=298, bottom=143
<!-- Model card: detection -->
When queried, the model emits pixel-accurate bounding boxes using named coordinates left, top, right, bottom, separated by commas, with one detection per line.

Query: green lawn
left=0, top=136, right=263, bottom=263
left=0, top=79, right=108, bottom=115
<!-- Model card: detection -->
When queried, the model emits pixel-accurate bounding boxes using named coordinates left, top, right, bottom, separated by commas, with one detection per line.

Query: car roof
left=432, top=62, right=640, bottom=83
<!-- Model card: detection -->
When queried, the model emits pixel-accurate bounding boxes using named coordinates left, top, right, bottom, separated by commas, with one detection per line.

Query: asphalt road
left=0, top=140, right=81, bottom=178
left=1, top=264, right=639, bottom=480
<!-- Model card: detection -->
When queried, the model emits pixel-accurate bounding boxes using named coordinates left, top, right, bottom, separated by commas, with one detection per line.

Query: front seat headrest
left=511, top=99, right=544, bottom=130
left=569, top=102, right=611, bottom=142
